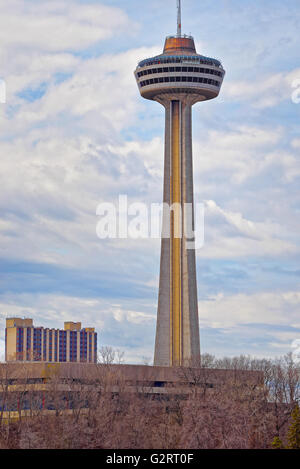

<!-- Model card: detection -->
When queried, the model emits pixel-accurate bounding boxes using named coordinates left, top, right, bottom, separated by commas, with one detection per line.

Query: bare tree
left=0, top=352, right=299, bottom=449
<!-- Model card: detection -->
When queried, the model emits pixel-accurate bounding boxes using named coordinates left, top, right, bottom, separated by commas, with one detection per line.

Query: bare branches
left=0, top=352, right=298, bottom=448
left=98, top=346, right=125, bottom=365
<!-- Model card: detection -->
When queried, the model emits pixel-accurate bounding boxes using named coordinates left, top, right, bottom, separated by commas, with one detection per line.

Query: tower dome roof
left=163, top=35, right=196, bottom=55
left=137, top=35, right=222, bottom=69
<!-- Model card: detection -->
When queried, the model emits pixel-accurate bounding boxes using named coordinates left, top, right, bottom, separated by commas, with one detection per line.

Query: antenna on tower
left=177, top=0, right=182, bottom=37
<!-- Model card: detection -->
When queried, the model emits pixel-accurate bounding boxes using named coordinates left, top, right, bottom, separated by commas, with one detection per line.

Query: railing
left=165, top=34, right=194, bottom=40
left=137, top=55, right=223, bottom=69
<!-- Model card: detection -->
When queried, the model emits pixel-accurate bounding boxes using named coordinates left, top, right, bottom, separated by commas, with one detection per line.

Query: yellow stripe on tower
left=171, top=100, right=181, bottom=366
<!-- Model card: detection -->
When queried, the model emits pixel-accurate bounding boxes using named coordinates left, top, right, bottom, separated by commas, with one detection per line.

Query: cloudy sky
left=0, top=0, right=300, bottom=363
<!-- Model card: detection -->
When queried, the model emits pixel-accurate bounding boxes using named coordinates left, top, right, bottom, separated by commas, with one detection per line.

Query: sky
left=0, top=0, right=300, bottom=364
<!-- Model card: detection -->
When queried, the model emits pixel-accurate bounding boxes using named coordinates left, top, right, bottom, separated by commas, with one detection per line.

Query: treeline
left=0, top=351, right=299, bottom=449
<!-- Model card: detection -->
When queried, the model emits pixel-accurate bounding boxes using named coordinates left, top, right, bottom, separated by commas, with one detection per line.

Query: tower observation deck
left=135, top=1, right=225, bottom=366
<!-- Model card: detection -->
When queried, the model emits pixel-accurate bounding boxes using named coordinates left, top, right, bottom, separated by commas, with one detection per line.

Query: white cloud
left=205, top=199, right=275, bottom=240
left=0, top=130, right=165, bottom=267
left=1, top=45, right=159, bottom=138
left=0, top=0, right=133, bottom=53
left=111, top=307, right=155, bottom=324
left=223, top=68, right=300, bottom=108
left=192, top=125, right=284, bottom=184
left=291, top=138, right=300, bottom=149
left=199, top=289, right=300, bottom=329
left=196, top=199, right=298, bottom=259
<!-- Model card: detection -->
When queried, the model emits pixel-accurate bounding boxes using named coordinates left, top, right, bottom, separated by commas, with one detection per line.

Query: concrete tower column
left=135, top=10, right=225, bottom=367
left=154, top=95, right=200, bottom=367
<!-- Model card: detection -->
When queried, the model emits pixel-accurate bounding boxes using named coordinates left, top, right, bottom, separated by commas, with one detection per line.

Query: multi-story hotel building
left=5, top=318, right=97, bottom=363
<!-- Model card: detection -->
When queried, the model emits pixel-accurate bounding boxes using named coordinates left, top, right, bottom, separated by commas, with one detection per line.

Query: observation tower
left=135, top=1, right=225, bottom=366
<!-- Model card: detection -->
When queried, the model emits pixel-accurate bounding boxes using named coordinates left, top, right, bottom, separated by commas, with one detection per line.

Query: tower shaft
left=154, top=97, right=200, bottom=367
left=135, top=11, right=225, bottom=367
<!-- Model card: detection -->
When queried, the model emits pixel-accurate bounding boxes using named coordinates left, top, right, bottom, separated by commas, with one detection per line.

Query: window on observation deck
left=139, top=76, right=220, bottom=88
left=138, top=55, right=222, bottom=68
left=137, top=66, right=222, bottom=80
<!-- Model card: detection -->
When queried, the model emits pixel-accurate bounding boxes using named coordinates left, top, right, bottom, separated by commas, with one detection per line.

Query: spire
left=177, top=0, right=182, bottom=37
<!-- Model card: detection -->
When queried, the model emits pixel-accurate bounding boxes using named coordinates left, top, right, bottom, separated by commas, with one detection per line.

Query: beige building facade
left=5, top=318, right=97, bottom=363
